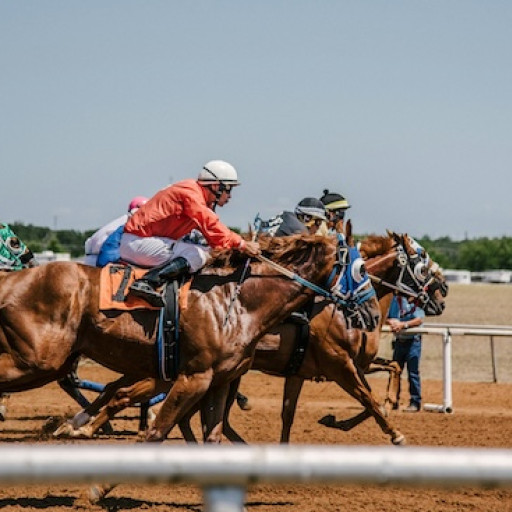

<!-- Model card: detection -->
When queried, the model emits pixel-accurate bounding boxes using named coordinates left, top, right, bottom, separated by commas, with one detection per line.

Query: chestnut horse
left=59, top=230, right=446, bottom=446
left=0, top=234, right=347, bottom=442
left=190, top=230, right=446, bottom=444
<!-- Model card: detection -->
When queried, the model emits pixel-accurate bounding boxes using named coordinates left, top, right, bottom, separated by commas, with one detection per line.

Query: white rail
left=382, top=323, right=512, bottom=414
left=2, top=444, right=512, bottom=512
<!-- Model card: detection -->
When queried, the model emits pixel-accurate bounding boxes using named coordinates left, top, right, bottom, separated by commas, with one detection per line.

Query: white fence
left=382, top=323, right=512, bottom=413
left=2, top=444, right=512, bottom=512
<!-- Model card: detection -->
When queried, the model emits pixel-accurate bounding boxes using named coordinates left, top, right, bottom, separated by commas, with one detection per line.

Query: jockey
left=264, top=197, right=327, bottom=237
left=0, top=223, right=38, bottom=270
left=122, top=160, right=261, bottom=307
left=83, top=196, right=148, bottom=267
left=319, top=189, right=351, bottom=234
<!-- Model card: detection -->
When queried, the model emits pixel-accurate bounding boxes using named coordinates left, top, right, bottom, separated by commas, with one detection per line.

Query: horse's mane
left=359, top=233, right=395, bottom=259
left=207, top=234, right=335, bottom=270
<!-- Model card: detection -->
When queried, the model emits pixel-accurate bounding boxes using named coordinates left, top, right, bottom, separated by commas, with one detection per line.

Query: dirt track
left=2, top=283, right=512, bottom=511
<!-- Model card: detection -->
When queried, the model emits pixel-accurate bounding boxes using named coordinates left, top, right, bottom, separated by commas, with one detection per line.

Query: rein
left=254, top=253, right=353, bottom=307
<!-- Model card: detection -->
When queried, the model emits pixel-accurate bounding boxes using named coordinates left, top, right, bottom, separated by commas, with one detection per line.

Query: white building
left=34, top=250, right=71, bottom=264
left=442, top=269, right=472, bottom=284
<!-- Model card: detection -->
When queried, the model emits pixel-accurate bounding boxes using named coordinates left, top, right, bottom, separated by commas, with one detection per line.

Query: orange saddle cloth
left=99, top=264, right=161, bottom=311
left=99, top=263, right=192, bottom=312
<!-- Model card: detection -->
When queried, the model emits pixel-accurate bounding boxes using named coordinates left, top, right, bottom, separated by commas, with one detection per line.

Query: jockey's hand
left=241, top=240, right=261, bottom=258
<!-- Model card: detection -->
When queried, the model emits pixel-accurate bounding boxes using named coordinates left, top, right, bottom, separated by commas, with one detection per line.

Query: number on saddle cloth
left=0, top=223, right=29, bottom=270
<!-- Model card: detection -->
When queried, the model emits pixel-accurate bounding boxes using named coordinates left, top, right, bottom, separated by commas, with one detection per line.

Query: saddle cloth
left=99, top=264, right=161, bottom=311
left=99, top=263, right=192, bottom=312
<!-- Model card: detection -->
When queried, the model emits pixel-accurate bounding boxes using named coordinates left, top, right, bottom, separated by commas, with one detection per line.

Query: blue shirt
left=388, top=296, right=425, bottom=342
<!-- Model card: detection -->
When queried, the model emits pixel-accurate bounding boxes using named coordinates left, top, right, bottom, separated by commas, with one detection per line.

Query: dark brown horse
left=0, top=234, right=345, bottom=442
left=58, top=230, right=446, bottom=446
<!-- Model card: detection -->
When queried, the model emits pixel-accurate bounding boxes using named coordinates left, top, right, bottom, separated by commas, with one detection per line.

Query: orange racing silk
left=125, top=179, right=243, bottom=250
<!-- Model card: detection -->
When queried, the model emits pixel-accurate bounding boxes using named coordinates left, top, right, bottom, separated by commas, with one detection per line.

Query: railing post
left=490, top=335, right=498, bottom=383
left=442, top=328, right=453, bottom=413
left=203, top=485, right=246, bottom=512
left=424, top=328, right=453, bottom=413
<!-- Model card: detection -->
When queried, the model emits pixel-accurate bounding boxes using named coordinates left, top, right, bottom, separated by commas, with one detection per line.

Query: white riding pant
left=120, top=233, right=210, bottom=273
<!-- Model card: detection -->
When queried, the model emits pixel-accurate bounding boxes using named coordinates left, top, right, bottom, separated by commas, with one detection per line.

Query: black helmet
left=294, top=197, right=327, bottom=221
left=319, top=189, right=351, bottom=211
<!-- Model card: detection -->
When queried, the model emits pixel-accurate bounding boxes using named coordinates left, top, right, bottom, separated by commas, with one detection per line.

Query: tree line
left=9, top=222, right=512, bottom=271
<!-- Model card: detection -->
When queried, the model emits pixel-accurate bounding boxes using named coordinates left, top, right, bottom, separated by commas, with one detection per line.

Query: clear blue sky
left=1, top=1, right=511, bottom=240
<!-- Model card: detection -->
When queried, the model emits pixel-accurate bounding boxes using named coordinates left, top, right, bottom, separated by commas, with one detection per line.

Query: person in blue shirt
left=386, top=295, right=425, bottom=412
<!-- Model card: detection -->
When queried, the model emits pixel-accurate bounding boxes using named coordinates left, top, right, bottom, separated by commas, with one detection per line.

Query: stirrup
left=129, top=281, right=165, bottom=307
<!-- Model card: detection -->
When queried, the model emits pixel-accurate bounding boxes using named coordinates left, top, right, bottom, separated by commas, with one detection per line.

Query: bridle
left=254, top=234, right=377, bottom=328
left=367, top=236, right=435, bottom=309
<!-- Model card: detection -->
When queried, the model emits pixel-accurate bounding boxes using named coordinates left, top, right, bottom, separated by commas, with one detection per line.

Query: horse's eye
left=351, top=258, right=367, bottom=283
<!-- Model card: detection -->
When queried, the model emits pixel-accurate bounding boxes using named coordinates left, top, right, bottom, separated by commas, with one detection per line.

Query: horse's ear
left=345, top=219, right=352, bottom=238
left=345, top=219, right=354, bottom=246
left=391, top=231, right=401, bottom=245
left=386, top=229, right=394, bottom=237
left=248, top=224, right=254, bottom=240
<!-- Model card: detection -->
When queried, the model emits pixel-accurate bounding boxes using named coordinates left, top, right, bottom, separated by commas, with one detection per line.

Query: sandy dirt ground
left=1, top=283, right=512, bottom=511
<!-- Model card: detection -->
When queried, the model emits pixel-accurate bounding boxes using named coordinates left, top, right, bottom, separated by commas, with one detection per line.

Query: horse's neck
left=377, top=292, right=395, bottom=329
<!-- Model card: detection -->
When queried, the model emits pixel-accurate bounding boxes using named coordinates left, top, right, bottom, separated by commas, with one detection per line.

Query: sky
left=1, top=1, right=511, bottom=240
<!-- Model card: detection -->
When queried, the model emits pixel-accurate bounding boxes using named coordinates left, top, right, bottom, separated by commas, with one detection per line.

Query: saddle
left=99, top=264, right=191, bottom=381
left=282, top=300, right=315, bottom=376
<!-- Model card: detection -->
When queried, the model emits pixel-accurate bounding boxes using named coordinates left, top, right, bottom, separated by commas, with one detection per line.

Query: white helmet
left=197, top=160, right=240, bottom=186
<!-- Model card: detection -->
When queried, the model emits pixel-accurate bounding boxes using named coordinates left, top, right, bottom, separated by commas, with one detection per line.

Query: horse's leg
left=178, top=405, right=200, bottom=443
left=201, top=383, right=230, bottom=443
left=280, top=376, right=304, bottom=443
left=318, top=360, right=405, bottom=445
left=0, top=393, right=10, bottom=421
left=138, top=401, right=151, bottom=434
left=221, top=377, right=248, bottom=444
left=53, top=374, right=137, bottom=437
left=75, top=377, right=168, bottom=439
left=146, top=370, right=213, bottom=442
left=366, top=358, right=402, bottom=413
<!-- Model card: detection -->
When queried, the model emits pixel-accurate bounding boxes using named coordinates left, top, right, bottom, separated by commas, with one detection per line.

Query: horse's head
left=403, top=234, right=448, bottom=316
left=360, top=231, right=446, bottom=316
left=0, top=223, right=34, bottom=270
left=330, top=219, right=380, bottom=331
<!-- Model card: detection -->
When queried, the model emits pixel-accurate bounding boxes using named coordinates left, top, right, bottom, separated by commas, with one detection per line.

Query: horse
left=53, top=221, right=381, bottom=438
left=188, top=230, right=446, bottom=444
left=1, top=234, right=353, bottom=445
left=58, top=229, right=446, bottom=446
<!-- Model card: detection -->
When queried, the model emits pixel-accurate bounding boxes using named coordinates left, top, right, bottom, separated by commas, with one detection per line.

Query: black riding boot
left=129, top=257, right=190, bottom=307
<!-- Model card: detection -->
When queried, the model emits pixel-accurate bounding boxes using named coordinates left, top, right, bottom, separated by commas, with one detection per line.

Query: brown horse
left=59, top=231, right=446, bottom=446
left=194, top=230, right=446, bottom=444
left=0, top=234, right=346, bottom=442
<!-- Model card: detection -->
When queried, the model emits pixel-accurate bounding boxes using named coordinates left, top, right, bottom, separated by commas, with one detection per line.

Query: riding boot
left=129, top=257, right=190, bottom=307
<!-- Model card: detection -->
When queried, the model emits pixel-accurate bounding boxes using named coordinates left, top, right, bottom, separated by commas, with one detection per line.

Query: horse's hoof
left=87, top=485, right=104, bottom=503
left=0, top=405, right=6, bottom=422
left=318, top=414, right=336, bottom=427
left=392, top=433, right=406, bottom=445
left=99, top=422, right=115, bottom=435
left=68, top=426, right=94, bottom=439
left=53, top=422, right=74, bottom=438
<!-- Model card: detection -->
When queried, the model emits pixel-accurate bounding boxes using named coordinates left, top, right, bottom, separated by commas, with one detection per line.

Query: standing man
left=386, top=295, right=425, bottom=412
